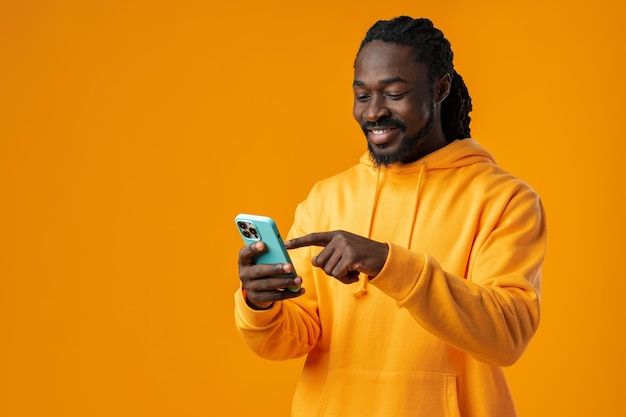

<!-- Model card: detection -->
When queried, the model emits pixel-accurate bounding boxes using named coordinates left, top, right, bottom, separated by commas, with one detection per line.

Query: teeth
left=372, top=128, right=392, bottom=134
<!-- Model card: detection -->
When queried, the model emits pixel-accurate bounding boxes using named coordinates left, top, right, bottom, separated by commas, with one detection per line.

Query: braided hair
left=356, top=16, right=472, bottom=142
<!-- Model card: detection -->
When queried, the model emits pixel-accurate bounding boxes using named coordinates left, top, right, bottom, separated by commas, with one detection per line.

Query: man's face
left=353, top=40, right=439, bottom=167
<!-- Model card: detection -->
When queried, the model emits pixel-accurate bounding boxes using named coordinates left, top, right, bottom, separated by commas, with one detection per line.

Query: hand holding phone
left=235, top=214, right=302, bottom=295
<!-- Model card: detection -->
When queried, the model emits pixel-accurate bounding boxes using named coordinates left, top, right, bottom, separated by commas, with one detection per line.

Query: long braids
left=356, top=16, right=472, bottom=142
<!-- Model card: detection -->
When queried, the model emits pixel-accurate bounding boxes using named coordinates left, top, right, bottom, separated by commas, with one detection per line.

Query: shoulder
left=308, top=155, right=374, bottom=196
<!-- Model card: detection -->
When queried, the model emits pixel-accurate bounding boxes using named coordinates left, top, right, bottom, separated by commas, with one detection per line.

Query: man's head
left=353, top=16, right=472, bottom=166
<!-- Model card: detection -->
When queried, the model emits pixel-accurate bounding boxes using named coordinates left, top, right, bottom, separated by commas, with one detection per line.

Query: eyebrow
left=353, top=76, right=409, bottom=87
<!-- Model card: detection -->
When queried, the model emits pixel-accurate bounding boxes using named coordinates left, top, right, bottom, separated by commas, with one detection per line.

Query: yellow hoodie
left=235, top=139, right=546, bottom=417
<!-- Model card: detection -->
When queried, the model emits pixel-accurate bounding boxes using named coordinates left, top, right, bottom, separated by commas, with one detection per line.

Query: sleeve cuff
left=370, top=242, right=426, bottom=302
left=234, top=287, right=282, bottom=329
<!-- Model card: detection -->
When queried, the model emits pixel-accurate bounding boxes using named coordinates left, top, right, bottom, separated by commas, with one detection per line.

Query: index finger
left=285, top=232, right=335, bottom=249
left=238, top=241, right=265, bottom=265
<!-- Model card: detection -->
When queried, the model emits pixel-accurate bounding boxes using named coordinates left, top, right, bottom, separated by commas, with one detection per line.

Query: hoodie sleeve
left=371, top=187, right=546, bottom=367
left=234, top=286, right=320, bottom=360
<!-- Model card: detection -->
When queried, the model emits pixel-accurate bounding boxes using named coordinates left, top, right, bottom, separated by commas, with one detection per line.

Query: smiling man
left=354, top=41, right=447, bottom=166
left=235, top=16, right=546, bottom=417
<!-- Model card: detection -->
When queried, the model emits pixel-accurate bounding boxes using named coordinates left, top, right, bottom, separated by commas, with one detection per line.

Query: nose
left=363, top=96, right=390, bottom=122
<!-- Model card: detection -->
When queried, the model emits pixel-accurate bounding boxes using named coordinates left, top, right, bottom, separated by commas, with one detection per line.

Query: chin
left=368, top=145, right=401, bottom=167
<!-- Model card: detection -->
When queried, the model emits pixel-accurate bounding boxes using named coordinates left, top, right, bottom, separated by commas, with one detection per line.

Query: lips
left=367, top=126, right=399, bottom=145
left=362, top=118, right=405, bottom=147
left=371, top=127, right=394, bottom=135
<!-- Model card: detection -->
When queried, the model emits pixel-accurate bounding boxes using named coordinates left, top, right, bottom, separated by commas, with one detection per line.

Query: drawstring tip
left=352, top=287, right=368, bottom=298
left=352, top=274, right=369, bottom=298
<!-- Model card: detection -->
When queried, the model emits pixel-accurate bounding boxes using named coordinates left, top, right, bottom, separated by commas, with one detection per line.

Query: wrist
left=242, top=288, right=274, bottom=310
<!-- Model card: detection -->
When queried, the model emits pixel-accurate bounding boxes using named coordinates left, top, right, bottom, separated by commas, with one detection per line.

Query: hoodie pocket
left=316, top=369, right=461, bottom=417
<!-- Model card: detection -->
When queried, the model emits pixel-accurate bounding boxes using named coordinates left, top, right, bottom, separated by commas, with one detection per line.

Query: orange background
left=1, top=1, right=624, bottom=416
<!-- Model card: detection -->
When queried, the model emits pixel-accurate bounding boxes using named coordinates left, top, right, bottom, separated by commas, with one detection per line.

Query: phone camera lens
left=249, top=227, right=258, bottom=238
left=243, top=230, right=251, bottom=238
left=238, top=221, right=248, bottom=229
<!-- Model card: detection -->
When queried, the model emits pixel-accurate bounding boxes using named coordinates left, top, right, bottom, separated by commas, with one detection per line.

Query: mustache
left=361, top=117, right=406, bottom=132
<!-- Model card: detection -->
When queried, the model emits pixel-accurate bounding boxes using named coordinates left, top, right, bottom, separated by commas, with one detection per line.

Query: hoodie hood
left=358, top=138, right=497, bottom=173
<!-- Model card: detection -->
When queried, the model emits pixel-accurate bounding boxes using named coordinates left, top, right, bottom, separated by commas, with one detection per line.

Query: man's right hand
left=238, top=241, right=304, bottom=310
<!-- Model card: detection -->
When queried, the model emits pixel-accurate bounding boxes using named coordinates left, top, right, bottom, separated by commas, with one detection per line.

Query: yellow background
left=1, top=1, right=624, bottom=416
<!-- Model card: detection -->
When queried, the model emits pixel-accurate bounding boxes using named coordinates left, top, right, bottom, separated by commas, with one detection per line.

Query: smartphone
left=235, top=213, right=300, bottom=292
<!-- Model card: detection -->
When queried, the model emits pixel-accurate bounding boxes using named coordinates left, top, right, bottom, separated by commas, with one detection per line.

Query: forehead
left=354, top=40, right=429, bottom=83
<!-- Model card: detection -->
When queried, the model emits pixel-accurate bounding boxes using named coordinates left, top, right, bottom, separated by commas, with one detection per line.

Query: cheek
left=403, top=100, right=432, bottom=126
left=352, top=102, right=364, bottom=123
left=396, top=104, right=430, bottom=136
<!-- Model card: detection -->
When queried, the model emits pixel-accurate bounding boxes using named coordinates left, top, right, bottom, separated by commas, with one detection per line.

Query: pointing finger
left=285, top=232, right=335, bottom=249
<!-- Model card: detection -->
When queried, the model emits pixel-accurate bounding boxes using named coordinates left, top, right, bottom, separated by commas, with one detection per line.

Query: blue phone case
left=235, top=214, right=297, bottom=280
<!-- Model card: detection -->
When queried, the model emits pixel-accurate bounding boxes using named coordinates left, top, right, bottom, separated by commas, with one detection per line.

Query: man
left=235, top=16, right=546, bottom=417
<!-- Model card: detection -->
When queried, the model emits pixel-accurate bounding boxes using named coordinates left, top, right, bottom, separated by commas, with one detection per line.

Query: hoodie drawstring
left=352, top=166, right=382, bottom=298
left=407, top=161, right=426, bottom=249
left=352, top=161, right=427, bottom=299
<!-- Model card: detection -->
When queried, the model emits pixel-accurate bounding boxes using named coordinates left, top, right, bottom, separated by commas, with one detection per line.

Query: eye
left=385, top=92, right=407, bottom=100
left=355, top=94, right=370, bottom=103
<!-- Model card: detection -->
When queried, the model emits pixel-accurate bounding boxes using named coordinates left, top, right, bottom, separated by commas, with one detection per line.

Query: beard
left=364, top=101, right=436, bottom=168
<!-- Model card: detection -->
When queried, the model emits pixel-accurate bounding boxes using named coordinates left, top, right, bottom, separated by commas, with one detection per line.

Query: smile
left=370, top=127, right=397, bottom=135
left=367, top=125, right=401, bottom=146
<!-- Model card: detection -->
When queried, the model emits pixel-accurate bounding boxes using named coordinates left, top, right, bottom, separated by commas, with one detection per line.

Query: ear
left=434, top=73, right=451, bottom=104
